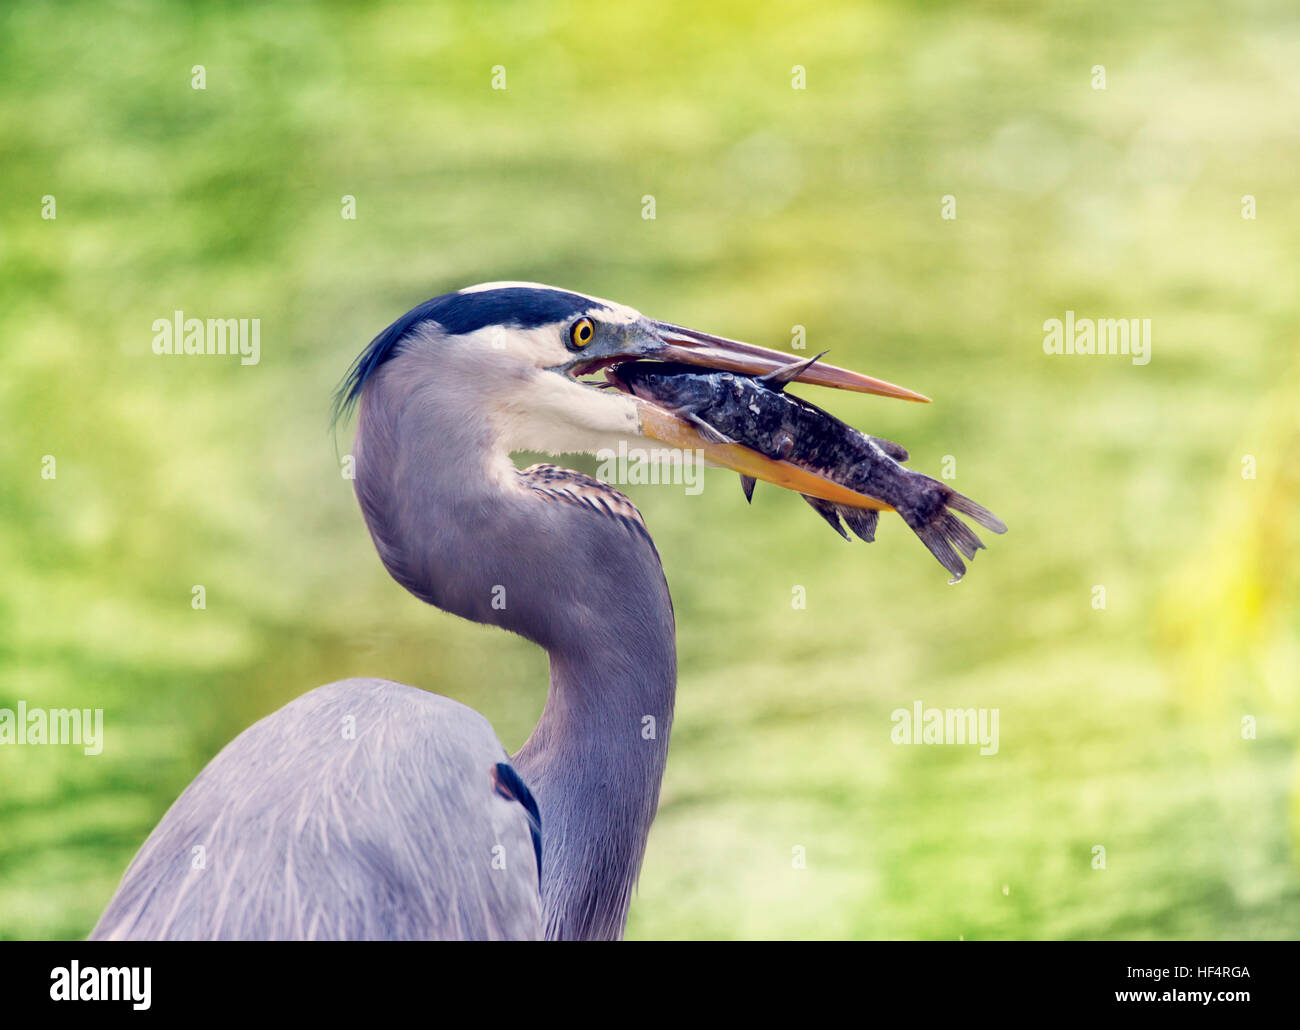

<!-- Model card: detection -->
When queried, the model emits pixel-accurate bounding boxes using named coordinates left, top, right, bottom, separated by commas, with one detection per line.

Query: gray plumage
left=93, top=681, right=541, bottom=940
left=93, top=285, right=679, bottom=941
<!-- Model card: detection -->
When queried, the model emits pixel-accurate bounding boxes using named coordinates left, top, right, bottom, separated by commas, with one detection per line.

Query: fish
left=610, top=355, right=1007, bottom=582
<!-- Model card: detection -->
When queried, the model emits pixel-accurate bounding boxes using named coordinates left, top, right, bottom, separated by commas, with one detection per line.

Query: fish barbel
left=611, top=356, right=1006, bottom=582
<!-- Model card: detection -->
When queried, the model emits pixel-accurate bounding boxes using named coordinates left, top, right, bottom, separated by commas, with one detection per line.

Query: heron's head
left=334, top=282, right=927, bottom=505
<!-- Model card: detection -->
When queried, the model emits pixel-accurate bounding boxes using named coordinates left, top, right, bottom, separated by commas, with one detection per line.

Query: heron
left=91, top=282, right=940, bottom=941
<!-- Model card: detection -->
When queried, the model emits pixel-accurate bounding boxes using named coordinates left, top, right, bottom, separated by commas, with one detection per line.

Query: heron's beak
left=614, top=321, right=926, bottom=511
left=647, top=321, right=930, bottom=403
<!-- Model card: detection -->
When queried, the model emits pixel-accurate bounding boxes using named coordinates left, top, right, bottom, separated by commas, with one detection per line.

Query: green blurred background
left=2, top=0, right=1298, bottom=939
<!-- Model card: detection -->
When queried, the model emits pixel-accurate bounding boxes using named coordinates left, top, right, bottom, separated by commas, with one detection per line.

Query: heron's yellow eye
left=570, top=317, right=595, bottom=348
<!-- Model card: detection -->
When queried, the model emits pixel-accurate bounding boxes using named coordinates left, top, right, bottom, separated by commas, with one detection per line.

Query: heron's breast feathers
left=519, top=464, right=652, bottom=543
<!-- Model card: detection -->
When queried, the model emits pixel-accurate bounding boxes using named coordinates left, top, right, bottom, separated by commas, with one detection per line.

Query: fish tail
left=946, top=491, right=1008, bottom=534
left=910, top=516, right=971, bottom=583
left=902, top=482, right=1006, bottom=583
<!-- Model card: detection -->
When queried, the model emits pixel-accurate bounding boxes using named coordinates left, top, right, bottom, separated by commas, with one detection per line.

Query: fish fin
left=659, top=401, right=735, bottom=446
left=839, top=505, right=878, bottom=542
left=740, top=474, right=756, bottom=503
left=685, top=411, right=734, bottom=445
left=758, top=351, right=828, bottom=391
left=947, top=492, right=1007, bottom=534
left=869, top=436, right=909, bottom=463
left=801, top=494, right=850, bottom=540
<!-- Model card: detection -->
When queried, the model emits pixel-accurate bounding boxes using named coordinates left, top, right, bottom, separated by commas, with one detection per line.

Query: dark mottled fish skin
left=615, top=362, right=1006, bottom=581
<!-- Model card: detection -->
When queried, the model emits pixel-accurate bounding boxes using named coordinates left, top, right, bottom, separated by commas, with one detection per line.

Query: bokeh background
left=2, top=0, right=1298, bottom=939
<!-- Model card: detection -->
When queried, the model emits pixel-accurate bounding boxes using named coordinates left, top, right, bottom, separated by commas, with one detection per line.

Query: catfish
left=612, top=356, right=1006, bottom=582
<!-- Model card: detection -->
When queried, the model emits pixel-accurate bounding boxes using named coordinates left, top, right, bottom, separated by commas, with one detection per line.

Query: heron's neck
left=354, top=365, right=676, bottom=941
left=513, top=609, right=675, bottom=941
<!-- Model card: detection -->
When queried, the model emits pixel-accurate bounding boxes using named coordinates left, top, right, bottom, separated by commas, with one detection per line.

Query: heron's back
left=91, top=678, right=541, bottom=940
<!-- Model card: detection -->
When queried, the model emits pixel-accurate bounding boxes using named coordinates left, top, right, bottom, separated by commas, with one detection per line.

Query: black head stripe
left=332, top=286, right=606, bottom=423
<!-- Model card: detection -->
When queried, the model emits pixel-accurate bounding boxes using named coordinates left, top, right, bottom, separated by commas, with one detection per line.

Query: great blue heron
left=91, top=282, right=948, bottom=941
